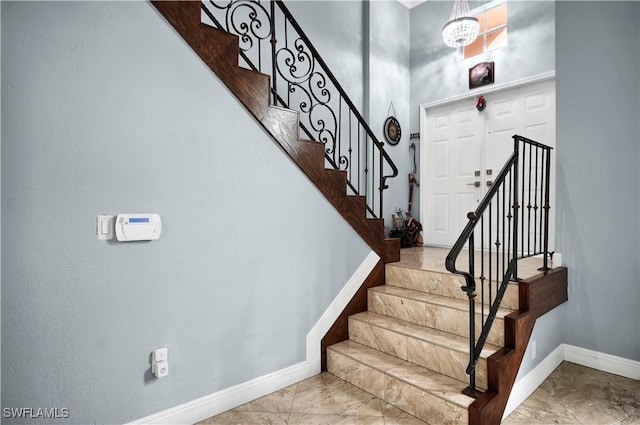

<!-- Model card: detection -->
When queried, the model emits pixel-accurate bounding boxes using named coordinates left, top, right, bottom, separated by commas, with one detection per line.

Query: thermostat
left=115, top=214, right=162, bottom=241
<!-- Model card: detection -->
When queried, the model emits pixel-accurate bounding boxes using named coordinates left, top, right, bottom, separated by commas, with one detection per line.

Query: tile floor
left=198, top=362, right=640, bottom=425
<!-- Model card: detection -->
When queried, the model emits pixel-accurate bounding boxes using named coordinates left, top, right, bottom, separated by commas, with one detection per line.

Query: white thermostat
left=115, top=214, right=162, bottom=241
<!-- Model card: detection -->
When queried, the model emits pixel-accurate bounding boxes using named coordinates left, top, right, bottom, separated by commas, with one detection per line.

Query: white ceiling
left=396, top=0, right=428, bottom=9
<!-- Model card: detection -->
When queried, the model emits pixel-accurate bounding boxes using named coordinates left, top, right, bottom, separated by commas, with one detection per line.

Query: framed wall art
left=469, top=61, right=495, bottom=89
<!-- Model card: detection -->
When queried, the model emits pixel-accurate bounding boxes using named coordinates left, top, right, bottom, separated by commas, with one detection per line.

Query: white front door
left=421, top=79, right=556, bottom=248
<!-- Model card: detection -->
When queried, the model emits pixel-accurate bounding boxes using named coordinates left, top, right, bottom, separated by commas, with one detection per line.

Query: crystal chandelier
left=442, top=0, right=480, bottom=48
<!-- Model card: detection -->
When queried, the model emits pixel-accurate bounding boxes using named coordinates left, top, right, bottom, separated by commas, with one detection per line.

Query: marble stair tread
left=385, top=260, right=521, bottom=311
left=369, top=285, right=515, bottom=318
left=350, top=311, right=500, bottom=358
left=328, top=340, right=475, bottom=409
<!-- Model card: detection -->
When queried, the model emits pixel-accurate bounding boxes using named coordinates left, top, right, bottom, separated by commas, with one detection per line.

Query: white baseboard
left=503, top=343, right=640, bottom=420
left=127, top=250, right=380, bottom=425
left=564, top=344, right=640, bottom=380
left=128, top=360, right=314, bottom=425
left=503, top=344, right=564, bottom=419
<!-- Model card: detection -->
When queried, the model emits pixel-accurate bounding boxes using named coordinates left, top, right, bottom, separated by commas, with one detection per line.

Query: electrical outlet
left=532, top=340, right=537, bottom=360
left=152, top=361, right=169, bottom=378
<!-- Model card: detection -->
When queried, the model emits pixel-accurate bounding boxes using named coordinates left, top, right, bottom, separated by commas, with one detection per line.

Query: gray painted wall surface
left=410, top=0, right=555, bottom=127
left=369, top=1, right=412, bottom=222
left=555, top=1, right=640, bottom=361
left=1, top=2, right=370, bottom=423
left=286, top=1, right=365, bottom=112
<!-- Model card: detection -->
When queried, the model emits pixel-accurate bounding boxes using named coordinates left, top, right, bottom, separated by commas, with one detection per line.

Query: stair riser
left=385, top=376, right=468, bottom=425
left=386, top=265, right=519, bottom=310
left=407, top=339, right=488, bottom=390
left=327, top=349, right=468, bottom=425
left=368, top=291, right=504, bottom=346
left=348, top=317, right=407, bottom=360
left=326, top=347, right=385, bottom=400
left=348, top=317, right=488, bottom=389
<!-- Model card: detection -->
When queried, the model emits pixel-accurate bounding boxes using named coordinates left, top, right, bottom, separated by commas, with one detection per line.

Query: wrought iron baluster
left=527, top=143, right=533, bottom=256
left=533, top=146, right=540, bottom=253
left=513, top=137, right=520, bottom=280
left=270, top=1, right=276, bottom=102
left=543, top=147, right=552, bottom=271
left=490, top=201, right=493, bottom=323
left=480, top=215, right=485, bottom=323
left=501, top=170, right=509, bottom=282
left=467, top=228, right=476, bottom=395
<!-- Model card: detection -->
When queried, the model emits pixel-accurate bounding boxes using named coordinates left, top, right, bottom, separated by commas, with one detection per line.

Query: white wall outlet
left=153, top=347, right=168, bottom=363
left=152, top=347, right=169, bottom=378
left=532, top=340, right=537, bottom=360
left=152, top=361, right=169, bottom=378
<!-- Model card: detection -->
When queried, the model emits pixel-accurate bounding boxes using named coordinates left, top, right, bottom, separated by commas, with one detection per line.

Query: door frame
left=419, top=71, right=556, bottom=248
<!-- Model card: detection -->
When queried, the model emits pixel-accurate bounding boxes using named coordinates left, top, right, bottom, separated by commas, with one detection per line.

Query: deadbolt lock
left=474, top=170, right=481, bottom=177
left=486, top=169, right=493, bottom=175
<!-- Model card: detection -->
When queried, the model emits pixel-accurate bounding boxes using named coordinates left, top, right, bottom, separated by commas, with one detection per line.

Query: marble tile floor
left=198, top=362, right=640, bottom=425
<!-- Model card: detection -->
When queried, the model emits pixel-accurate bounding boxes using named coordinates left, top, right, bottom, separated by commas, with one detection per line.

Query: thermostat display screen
left=129, top=217, right=150, bottom=223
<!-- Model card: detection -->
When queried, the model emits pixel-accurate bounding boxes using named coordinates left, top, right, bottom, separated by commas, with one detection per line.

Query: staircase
left=327, top=249, right=567, bottom=425
left=151, top=0, right=400, bottom=263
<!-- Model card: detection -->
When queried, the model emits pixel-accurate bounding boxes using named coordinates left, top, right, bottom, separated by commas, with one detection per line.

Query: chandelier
left=442, top=0, right=480, bottom=48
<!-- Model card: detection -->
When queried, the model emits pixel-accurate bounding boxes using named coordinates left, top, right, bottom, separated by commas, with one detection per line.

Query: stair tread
left=328, top=340, right=475, bottom=409
left=370, top=285, right=515, bottom=317
left=351, top=311, right=501, bottom=357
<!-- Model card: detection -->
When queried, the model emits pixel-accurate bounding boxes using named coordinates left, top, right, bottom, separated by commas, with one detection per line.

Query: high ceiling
left=396, top=0, right=428, bottom=9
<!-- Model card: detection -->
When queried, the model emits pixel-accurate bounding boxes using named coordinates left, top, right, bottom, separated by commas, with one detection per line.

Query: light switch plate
left=97, top=215, right=114, bottom=240
left=153, top=347, right=168, bottom=363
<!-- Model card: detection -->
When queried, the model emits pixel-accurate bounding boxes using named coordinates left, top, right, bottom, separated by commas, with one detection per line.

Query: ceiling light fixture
left=442, top=0, right=480, bottom=48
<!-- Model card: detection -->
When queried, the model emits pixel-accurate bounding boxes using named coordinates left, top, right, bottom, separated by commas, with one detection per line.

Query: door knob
left=487, top=180, right=493, bottom=187
left=467, top=181, right=481, bottom=188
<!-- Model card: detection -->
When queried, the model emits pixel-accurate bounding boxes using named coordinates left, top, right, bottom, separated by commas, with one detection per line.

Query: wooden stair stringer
left=468, top=267, right=568, bottom=425
left=151, top=1, right=400, bottom=263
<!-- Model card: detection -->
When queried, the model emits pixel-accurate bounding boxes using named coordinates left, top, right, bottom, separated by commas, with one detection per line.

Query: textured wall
left=286, top=0, right=365, bottom=112
left=555, top=1, right=640, bottom=361
left=1, top=2, right=370, bottom=423
left=369, top=1, right=412, bottom=223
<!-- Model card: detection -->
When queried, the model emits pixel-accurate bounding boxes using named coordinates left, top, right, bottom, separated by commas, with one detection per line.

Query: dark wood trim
left=470, top=267, right=568, bottom=425
left=520, top=267, right=568, bottom=319
left=320, top=260, right=386, bottom=371
left=151, top=0, right=399, bottom=263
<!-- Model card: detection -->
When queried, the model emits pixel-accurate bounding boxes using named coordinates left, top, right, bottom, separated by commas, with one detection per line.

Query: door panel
left=424, top=102, right=483, bottom=247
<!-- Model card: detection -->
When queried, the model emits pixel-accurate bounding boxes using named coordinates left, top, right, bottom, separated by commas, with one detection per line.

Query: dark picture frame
left=469, top=61, right=495, bottom=89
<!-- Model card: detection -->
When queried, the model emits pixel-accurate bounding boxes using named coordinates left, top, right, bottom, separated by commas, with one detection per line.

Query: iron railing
left=201, top=0, right=398, bottom=218
left=445, top=135, right=553, bottom=396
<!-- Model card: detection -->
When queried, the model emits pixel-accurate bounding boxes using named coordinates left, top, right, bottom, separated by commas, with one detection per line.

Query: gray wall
left=286, top=0, right=365, bottom=112
left=555, top=1, right=640, bottom=361
left=1, top=2, right=370, bottom=424
left=369, top=1, right=412, bottom=222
